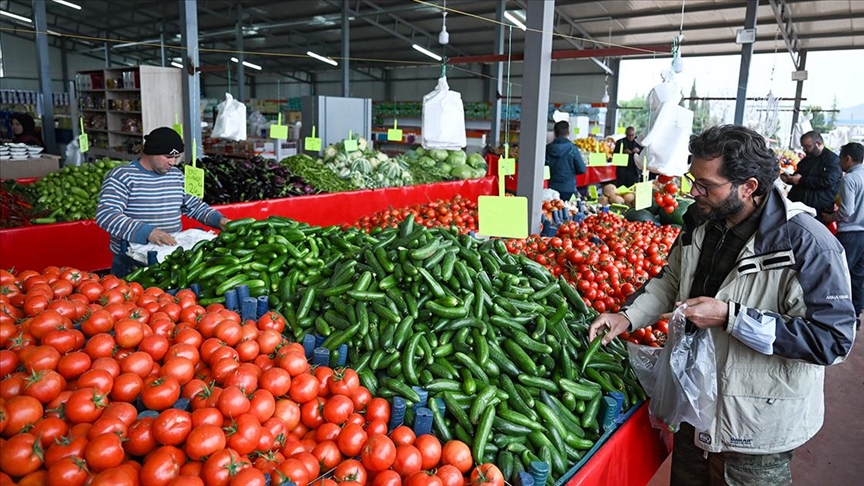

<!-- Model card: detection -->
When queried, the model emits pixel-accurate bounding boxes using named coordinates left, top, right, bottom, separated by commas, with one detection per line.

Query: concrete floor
left=647, top=327, right=864, bottom=486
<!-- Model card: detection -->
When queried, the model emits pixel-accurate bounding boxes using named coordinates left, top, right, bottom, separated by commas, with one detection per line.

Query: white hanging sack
left=211, top=93, right=247, bottom=141
left=422, top=77, right=466, bottom=150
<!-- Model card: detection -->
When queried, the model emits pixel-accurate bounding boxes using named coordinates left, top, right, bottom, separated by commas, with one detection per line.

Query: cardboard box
left=0, top=154, right=60, bottom=180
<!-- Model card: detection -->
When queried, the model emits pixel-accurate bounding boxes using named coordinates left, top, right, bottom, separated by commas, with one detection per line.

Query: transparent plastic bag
left=627, top=304, right=717, bottom=432
left=211, top=93, right=247, bottom=141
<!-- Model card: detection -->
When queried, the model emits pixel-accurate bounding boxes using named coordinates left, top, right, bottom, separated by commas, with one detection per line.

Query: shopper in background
left=10, top=113, right=44, bottom=147
left=613, top=126, right=644, bottom=187
left=820, top=142, right=864, bottom=330
left=588, top=125, right=856, bottom=485
left=96, top=127, right=230, bottom=277
left=781, top=130, right=841, bottom=222
left=545, top=120, right=586, bottom=201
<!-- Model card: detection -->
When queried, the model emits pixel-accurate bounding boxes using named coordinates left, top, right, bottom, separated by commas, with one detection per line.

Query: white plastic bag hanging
left=627, top=304, right=718, bottom=433
left=422, top=76, right=466, bottom=150
left=211, top=93, right=247, bottom=141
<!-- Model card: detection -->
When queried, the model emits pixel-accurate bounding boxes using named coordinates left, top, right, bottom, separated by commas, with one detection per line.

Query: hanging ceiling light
left=504, top=11, right=526, bottom=31
left=307, top=51, right=338, bottom=66
left=242, top=61, right=262, bottom=71
left=170, top=61, right=184, bottom=69
left=412, top=44, right=442, bottom=61
left=52, top=0, right=82, bottom=10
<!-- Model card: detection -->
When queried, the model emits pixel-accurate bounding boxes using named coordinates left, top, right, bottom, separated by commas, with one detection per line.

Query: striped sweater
left=96, top=159, right=224, bottom=255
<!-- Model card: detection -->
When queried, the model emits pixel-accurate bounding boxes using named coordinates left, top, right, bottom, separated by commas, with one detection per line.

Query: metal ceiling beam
left=580, top=1, right=750, bottom=22
left=515, top=0, right=613, bottom=75
left=734, top=0, right=759, bottom=125
left=767, top=0, right=801, bottom=68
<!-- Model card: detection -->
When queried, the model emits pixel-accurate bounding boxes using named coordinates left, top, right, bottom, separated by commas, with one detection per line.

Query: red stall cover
left=567, top=404, right=672, bottom=486
left=1, top=177, right=497, bottom=272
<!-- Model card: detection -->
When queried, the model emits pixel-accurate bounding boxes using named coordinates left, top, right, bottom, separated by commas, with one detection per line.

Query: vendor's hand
left=781, top=173, right=802, bottom=185
left=219, top=217, right=231, bottom=231
left=148, top=228, right=177, bottom=246
left=632, top=147, right=641, bottom=154
left=589, top=313, right=631, bottom=345
left=659, top=297, right=728, bottom=329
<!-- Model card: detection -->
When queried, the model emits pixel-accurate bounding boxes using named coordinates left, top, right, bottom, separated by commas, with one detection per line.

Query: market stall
left=485, top=154, right=617, bottom=193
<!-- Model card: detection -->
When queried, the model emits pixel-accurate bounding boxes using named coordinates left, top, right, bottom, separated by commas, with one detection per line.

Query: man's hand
left=780, top=173, right=802, bottom=185
left=219, top=217, right=231, bottom=231
left=588, top=313, right=631, bottom=345
left=819, top=212, right=834, bottom=225
left=660, top=297, right=728, bottom=329
left=632, top=147, right=641, bottom=154
left=148, top=228, right=177, bottom=246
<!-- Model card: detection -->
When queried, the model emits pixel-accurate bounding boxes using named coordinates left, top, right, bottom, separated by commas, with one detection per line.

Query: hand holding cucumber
left=588, top=313, right=630, bottom=345
left=148, top=228, right=177, bottom=246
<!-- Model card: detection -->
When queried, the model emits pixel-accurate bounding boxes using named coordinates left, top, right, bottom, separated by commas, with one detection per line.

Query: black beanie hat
left=143, top=127, right=185, bottom=155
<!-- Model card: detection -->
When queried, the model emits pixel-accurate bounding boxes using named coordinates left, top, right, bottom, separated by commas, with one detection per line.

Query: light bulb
left=673, top=55, right=684, bottom=73
left=601, top=89, right=610, bottom=104
left=439, top=28, right=449, bottom=45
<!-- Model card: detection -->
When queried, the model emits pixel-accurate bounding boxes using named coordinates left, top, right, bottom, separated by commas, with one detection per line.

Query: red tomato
left=390, top=425, right=416, bottom=446
left=470, top=464, right=505, bottom=486
left=361, top=434, right=397, bottom=472
left=436, top=465, right=465, bottom=486
left=414, top=434, right=442, bottom=469
left=337, top=422, right=368, bottom=457
left=85, top=432, right=125, bottom=472
left=441, top=440, right=473, bottom=474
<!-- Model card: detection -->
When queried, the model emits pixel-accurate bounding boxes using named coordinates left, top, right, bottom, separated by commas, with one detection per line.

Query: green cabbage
left=430, top=149, right=449, bottom=161
left=415, top=147, right=427, bottom=157
left=446, top=150, right=467, bottom=167
left=418, top=156, right=436, bottom=168
left=467, top=153, right=485, bottom=168
left=439, top=162, right=452, bottom=174
left=450, top=165, right=475, bottom=180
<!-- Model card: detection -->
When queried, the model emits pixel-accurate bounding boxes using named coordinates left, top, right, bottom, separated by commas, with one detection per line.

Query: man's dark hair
left=840, top=142, right=864, bottom=164
left=554, top=121, right=569, bottom=138
left=802, top=130, right=823, bottom=144
left=626, top=126, right=635, bottom=132
left=689, top=125, right=779, bottom=197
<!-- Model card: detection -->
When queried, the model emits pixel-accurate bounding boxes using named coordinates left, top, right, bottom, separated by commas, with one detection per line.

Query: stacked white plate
left=7, top=143, right=27, bottom=159
left=27, top=146, right=44, bottom=157
left=0, top=146, right=10, bottom=160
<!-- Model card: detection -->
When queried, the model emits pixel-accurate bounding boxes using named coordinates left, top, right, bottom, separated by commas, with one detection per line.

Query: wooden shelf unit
left=76, top=66, right=182, bottom=160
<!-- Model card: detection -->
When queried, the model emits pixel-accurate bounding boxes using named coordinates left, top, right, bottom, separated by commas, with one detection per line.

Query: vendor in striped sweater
left=96, top=127, right=230, bottom=277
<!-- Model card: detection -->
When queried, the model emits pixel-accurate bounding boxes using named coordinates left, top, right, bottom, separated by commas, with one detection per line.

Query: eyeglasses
left=683, top=173, right=735, bottom=196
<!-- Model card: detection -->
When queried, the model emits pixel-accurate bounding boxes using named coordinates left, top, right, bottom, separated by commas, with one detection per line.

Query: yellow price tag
left=588, top=153, right=607, bottom=166
left=616, top=126, right=626, bottom=134
left=387, top=120, right=403, bottom=142
left=184, top=166, right=205, bottom=199
left=478, top=195, right=529, bottom=239
left=305, top=126, right=322, bottom=152
left=270, top=113, right=288, bottom=140
left=543, top=166, right=550, bottom=180
left=591, top=125, right=601, bottom=135
left=681, top=173, right=692, bottom=194
left=343, top=130, right=359, bottom=152
left=78, top=119, right=89, bottom=153
left=588, top=185, right=599, bottom=200
left=611, top=154, right=629, bottom=166
left=173, top=112, right=183, bottom=138
left=633, top=181, right=653, bottom=210
left=573, top=127, right=580, bottom=135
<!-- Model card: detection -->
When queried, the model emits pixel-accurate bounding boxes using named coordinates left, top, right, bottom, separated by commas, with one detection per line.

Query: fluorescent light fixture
left=412, top=44, right=442, bottom=61
left=504, top=11, right=526, bottom=31
left=230, top=57, right=239, bottom=63
left=0, top=10, right=32, bottom=23
left=171, top=62, right=184, bottom=69
left=242, top=61, right=262, bottom=71
left=307, top=51, right=338, bottom=66
left=52, top=0, right=82, bottom=10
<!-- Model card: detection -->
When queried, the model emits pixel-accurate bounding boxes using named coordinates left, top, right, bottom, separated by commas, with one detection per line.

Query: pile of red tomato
left=347, top=196, right=478, bottom=235
left=654, top=182, right=680, bottom=214
left=620, top=319, right=669, bottom=348
left=505, top=213, right=680, bottom=314
left=0, top=267, right=502, bottom=486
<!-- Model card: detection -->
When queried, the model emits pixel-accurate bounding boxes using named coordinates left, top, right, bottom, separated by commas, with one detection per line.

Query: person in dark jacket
left=781, top=130, right=841, bottom=220
left=613, top=126, right=644, bottom=187
left=545, top=121, right=586, bottom=201
left=10, top=113, right=44, bottom=147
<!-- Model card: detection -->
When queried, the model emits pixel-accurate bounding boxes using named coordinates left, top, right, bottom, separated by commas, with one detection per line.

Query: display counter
left=0, top=177, right=497, bottom=272
left=485, top=154, right=616, bottom=192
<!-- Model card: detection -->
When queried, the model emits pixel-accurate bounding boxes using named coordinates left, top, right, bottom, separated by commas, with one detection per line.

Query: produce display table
left=0, top=177, right=497, bottom=272
left=567, top=403, right=672, bottom=486
left=485, top=154, right=616, bottom=192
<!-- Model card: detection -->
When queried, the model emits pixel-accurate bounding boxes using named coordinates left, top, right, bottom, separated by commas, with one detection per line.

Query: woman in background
left=11, top=114, right=44, bottom=147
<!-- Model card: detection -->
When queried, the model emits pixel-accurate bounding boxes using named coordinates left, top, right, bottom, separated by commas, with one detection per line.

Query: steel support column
left=236, top=6, right=245, bottom=102
left=61, top=38, right=70, bottom=88
left=604, top=58, right=621, bottom=135
left=180, top=0, right=202, bottom=160
left=789, top=49, right=807, bottom=147
left=516, top=0, right=554, bottom=235
left=341, top=2, right=350, bottom=97
left=384, top=70, right=392, bottom=101
left=734, top=0, right=759, bottom=125
left=33, top=0, right=57, bottom=155
left=160, top=21, right=167, bottom=67
left=104, top=41, right=111, bottom=67
left=489, top=0, right=505, bottom=148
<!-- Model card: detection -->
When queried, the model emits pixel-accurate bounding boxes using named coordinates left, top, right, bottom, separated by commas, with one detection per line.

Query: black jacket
left=545, top=137, right=586, bottom=193
left=787, top=148, right=841, bottom=214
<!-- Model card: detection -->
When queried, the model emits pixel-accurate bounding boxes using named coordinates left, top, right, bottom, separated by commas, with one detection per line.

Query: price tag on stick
left=633, top=181, right=653, bottom=210
left=172, top=112, right=183, bottom=138
left=588, top=153, right=608, bottom=166
left=681, top=173, right=692, bottom=194
left=478, top=196, right=529, bottom=239
left=343, top=130, right=358, bottom=152
left=269, top=113, right=288, bottom=140
left=78, top=118, right=89, bottom=153
left=588, top=185, right=599, bottom=200
left=543, top=166, right=550, bottom=181
left=387, top=120, right=403, bottom=141
left=616, top=126, right=626, bottom=134
left=304, top=126, right=322, bottom=152
left=184, top=139, right=205, bottom=199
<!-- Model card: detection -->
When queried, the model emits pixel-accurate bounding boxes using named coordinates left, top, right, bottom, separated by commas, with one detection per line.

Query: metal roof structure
left=2, top=0, right=862, bottom=80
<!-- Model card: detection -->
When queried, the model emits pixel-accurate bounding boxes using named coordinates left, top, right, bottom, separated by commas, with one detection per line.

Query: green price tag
left=387, top=119, right=403, bottom=141
left=78, top=118, right=89, bottom=153
left=500, top=158, right=516, bottom=176
left=573, top=127, right=580, bottom=135
left=185, top=138, right=204, bottom=198
left=616, top=126, right=626, bottom=134
left=591, top=125, right=601, bottom=135
left=543, top=166, right=550, bottom=180
left=478, top=195, right=529, bottom=239
left=173, top=112, right=183, bottom=138
left=305, top=126, right=322, bottom=152
left=343, top=130, right=359, bottom=152
left=681, top=173, right=692, bottom=194
left=633, top=181, right=653, bottom=210
left=588, top=185, right=599, bottom=200
left=588, top=153, right=608, bottom=166
left=269, top=113, right=288, bottom=140
left=611, top=154, right=629, bottom=166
